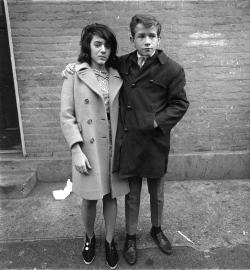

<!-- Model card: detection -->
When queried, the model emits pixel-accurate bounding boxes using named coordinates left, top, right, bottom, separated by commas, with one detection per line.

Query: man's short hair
left=130, top=14, right=162, bottom=38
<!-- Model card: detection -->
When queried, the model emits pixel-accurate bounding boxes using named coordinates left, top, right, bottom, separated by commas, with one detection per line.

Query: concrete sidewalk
left=0, top=179, right=250, bottom=269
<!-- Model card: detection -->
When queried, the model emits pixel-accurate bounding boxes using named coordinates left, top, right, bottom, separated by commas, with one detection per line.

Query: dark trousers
left=125, top=176, right=165, bottom=235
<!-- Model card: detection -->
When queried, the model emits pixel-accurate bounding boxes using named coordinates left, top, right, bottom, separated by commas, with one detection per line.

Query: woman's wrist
left=71, top=143, right=82, bottom=153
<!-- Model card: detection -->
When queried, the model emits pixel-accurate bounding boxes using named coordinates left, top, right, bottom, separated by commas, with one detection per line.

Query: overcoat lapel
left=134, top=69, right=150, bottom=84
left=76, top=63, right=103, bottom=99
left=109, top=67, right=122, bottom=106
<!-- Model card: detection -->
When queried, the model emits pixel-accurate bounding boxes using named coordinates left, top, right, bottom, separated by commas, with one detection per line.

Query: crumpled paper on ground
left=52, top=179, right=72, bottom=200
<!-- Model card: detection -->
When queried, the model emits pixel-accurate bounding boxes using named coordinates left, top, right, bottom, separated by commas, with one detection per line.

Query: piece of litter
left=53, top=179, right=72, bottom=200
left=177, top=231, right=195, bottom=244
left=243, top=231, right=248, bottom=235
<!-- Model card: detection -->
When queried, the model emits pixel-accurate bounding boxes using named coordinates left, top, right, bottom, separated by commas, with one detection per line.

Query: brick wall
left=6, top=0, right=250, bottom=158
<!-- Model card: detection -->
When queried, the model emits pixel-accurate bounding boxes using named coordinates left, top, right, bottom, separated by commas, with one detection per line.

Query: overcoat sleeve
left=60, top=74, right=83, bottom=149
left=155, top=68, right=189, bottom=135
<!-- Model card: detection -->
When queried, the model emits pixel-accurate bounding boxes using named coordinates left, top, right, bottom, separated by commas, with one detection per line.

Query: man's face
left=131, top=23, right=160, bottom=56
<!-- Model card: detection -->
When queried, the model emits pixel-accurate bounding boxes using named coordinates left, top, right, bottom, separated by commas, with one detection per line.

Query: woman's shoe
left=82, top=234, right=96, bottom=264
left=105, top=239, right=118, bottom=269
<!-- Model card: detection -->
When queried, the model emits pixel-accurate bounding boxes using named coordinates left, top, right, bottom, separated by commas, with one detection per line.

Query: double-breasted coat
left=113, top=50, right=189, bottom=178
left=60, top=63, right=129, bottom=200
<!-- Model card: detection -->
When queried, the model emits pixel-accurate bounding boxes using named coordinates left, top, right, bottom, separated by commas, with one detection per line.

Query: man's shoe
left=105, top=239, right=118, bottom=269
left=150, top=228, right=172, bottom=255
left=82, top=234, right=96, bottom=264
left=123, top=237, right=137, bottom=265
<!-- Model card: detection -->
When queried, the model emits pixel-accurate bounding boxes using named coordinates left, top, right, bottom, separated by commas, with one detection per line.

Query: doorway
left=0, top=1, right=21, bottom=152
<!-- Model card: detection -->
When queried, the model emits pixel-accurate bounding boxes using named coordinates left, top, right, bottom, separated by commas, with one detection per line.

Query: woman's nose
left=100, top=45, right=106, bottom=53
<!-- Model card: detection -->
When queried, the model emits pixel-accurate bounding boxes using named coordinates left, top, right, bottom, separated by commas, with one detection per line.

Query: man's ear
left=157, top=36, right=161, bottom=47
left=130, top=36, right=134, bottom=43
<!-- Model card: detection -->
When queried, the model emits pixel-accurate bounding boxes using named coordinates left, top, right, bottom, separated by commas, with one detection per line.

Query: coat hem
left=119, top=172, right=167, bottom=180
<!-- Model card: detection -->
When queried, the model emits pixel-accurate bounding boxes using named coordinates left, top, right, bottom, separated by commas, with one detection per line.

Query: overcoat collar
left=76, top=62, right=122, bottom=105
left=121, top=50, right=169, bottom=84
left=122, top=49, right=169, bottom=74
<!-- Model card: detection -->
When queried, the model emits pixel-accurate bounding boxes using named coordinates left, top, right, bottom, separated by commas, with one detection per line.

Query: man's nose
left=144, top=36, right=151, bottom=45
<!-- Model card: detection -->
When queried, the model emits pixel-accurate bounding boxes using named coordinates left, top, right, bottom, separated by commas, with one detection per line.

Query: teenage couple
left=60, top=14, right=189, bottom=269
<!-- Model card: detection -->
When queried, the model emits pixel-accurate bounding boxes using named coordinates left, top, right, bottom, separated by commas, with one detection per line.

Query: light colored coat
left=60, top=63, right=129, bottom=200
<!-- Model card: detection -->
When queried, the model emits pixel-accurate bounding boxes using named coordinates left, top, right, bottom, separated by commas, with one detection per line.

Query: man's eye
left=149, top=35, right=157, bottom=38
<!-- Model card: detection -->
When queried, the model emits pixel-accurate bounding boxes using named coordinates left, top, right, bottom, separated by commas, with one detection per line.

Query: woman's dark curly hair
left=78, top=23, right=118, bottom=69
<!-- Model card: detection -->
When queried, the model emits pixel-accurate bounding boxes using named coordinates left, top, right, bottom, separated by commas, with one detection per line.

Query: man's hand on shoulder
left=61, top=63, right=76, bottom=79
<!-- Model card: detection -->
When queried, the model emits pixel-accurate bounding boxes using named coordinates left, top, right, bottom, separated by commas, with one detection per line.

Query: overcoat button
left=131, top=83, right=136, bottom=87
left=127, top=105, right=132, bottom=110
left=124, top=128, right=128, bottom=132
left=87, top=119, right=92, bottom=124
left=90, top=137, right=95, bottom=143
left=149, top=79, right=154, bottom=83
left=84, top=99, right=89, bottom=104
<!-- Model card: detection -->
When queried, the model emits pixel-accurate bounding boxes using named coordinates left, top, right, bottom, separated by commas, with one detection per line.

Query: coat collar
left=122, top=49, right=169, bottom=72
left=76, top=62, right=122, bottom=105
left=157, top=50, right=169, bottom=65
left=120, top=50, right=169, bottom=84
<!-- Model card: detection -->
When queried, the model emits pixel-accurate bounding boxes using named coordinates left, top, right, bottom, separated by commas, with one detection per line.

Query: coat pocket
left=126, top=110, right=155, bottom=131
left=150, top=79, right=166, bottom=89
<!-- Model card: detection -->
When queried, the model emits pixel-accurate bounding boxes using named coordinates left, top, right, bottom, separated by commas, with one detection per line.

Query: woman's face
left=90, top=35, right=111, bottom=69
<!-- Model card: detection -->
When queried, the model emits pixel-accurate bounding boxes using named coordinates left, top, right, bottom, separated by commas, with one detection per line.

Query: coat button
left=84, top=99, right=89, bottom=104
left=131, top=83, right=136, bottom=87
left=127, top=105, right=132, bottom=111
left=124, top=128, right=128, bottom=132
left=149, top=79, right=154, bottom=83
left=90, top=137, right=95, bottom=143
left=87, top=119, right=92, bottom=124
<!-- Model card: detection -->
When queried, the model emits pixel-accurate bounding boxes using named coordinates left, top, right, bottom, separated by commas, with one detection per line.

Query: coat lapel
left=76, top=63, right=122, bottom=105
left=108, top=67, right=122, bottom=106
left=76, top=63, right=103, bottom=98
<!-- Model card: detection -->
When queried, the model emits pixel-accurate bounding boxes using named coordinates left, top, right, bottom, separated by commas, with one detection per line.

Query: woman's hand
left=71, top=144, right=92, bottom=175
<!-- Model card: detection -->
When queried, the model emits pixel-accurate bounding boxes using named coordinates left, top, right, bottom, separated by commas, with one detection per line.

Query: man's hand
left=61, top=63, right=76, bottom=78
left=72, top=144, right=92, bottom=175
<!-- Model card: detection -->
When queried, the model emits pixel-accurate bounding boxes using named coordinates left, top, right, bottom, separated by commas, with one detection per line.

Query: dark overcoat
left=113, top=50, right=189, bottom=179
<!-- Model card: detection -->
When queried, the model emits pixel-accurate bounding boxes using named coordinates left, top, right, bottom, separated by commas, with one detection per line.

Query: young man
left=63, top=14, right=189, bottom=265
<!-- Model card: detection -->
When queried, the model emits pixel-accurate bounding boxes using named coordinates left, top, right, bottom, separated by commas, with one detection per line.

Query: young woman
left=60, top=23, right=129, bottom=269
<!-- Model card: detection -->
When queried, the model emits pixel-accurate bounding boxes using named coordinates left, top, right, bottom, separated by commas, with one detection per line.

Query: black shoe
left=105, top=239, right=118, bottom=269
left=82, top=234, right=96, bottom=264
left=123, top=237, right=137, bottom=265
left=150, top=228, right=172, bottom=255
